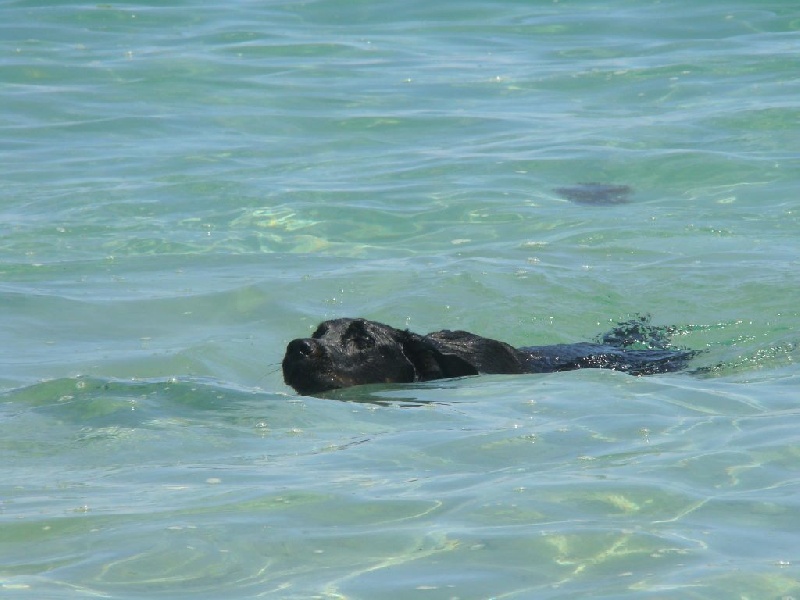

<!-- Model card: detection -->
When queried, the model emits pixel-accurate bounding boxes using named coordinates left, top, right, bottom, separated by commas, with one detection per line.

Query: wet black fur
left=282, top=316, right=696, bottom=396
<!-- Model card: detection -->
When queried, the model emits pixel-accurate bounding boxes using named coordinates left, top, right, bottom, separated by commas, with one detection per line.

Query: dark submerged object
left=282, top=316, right=696, bottom=396
left=555, top=183, right=633, bottom=205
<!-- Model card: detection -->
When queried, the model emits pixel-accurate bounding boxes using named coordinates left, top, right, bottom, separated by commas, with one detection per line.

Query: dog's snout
left=287, top=338, right=318, bottom=358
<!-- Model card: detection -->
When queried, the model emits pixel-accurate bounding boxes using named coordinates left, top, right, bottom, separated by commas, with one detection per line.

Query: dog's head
left=282, top=318, right=479, bottom=395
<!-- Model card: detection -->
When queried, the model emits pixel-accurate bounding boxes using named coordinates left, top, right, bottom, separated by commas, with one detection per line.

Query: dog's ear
left=400, top=332, right=479, bottom=381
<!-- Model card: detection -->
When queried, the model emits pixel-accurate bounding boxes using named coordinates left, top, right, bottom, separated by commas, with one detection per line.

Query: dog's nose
left=287, top=338, right=318, bottom=358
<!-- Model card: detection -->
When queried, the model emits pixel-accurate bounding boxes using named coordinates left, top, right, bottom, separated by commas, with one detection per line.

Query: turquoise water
left=2, top=1, right=799, bottom=597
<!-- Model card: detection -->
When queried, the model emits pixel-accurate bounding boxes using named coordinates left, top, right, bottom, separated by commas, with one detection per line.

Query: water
left=2, top=1, right=799, bottom=597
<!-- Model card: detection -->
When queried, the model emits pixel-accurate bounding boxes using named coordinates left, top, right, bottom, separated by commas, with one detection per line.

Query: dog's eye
left=345, top=321, right=375, bottom=350
left=312, top=324, right=329, bottom=338
left=347, top=327, right=374, bottom=349
left=351, top=333, right=374, bottom=350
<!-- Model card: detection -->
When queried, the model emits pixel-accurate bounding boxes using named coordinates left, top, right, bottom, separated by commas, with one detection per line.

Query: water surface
left=2, top=1, right=799, bottom=598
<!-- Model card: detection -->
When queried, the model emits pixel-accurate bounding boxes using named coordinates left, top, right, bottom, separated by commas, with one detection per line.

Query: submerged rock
left=555, top=183, right=633, bottom=205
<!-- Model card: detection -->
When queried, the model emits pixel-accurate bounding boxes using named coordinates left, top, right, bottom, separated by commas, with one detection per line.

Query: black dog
left=282, top=316, right=696, bottom=395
